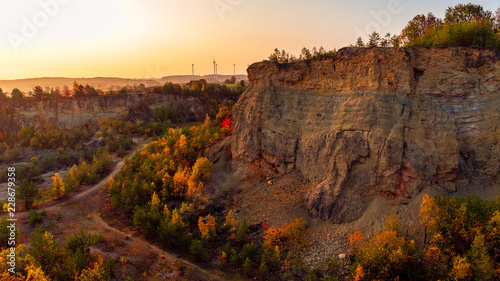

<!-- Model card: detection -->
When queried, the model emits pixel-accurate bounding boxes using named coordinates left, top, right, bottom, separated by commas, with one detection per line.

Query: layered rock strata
left=232, top=47, right=500, bottom=223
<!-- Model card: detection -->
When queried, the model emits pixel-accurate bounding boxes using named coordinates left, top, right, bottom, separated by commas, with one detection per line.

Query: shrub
left=28, top=210, right=44, bottom=224
left=408, top=19, right=500, bottom=48
left=189, top=239, right=208, bottom=261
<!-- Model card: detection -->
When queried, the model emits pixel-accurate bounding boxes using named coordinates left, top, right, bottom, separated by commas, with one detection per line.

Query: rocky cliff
left=0, top=94, right=205, bottom=132
left=232, top=47, right=500, bottom=223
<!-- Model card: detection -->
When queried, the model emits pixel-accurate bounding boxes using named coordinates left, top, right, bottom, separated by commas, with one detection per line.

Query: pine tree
left=468, top=234, right=494, bottom=281
left=16, top=179, right=38, bottom=210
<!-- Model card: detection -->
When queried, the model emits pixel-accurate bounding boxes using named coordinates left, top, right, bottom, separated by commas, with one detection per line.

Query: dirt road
left=15, top=140, right=229, bottom=281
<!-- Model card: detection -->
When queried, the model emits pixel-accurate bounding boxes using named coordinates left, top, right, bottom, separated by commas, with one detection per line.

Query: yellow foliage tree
left=224, top=210, right=238, bottom=239
left=449, top=256, right=472, bottom=281
left=26, top=264, right=50, bottom=281
left=187, top=157, right=213, bottom=203
left=198, top=214, right=216, bottom=240
left=51, top=173, right=66, bottom=199
left=173, top=167, right=190, bottom=197
left=263, top=218, right=309, bottom=250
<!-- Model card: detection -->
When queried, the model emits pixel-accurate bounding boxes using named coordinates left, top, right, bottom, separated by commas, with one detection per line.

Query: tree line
left=355, top=3, right=500, bottom=48
left=349, top=194, right=500, bottom=280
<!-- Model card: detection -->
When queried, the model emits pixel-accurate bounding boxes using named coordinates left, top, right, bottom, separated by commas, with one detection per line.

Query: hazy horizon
left=1, top=0, right=498, bottom=80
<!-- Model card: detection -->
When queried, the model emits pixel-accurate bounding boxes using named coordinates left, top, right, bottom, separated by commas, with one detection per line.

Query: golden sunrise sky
left=0, top=0, right=498, bottom=79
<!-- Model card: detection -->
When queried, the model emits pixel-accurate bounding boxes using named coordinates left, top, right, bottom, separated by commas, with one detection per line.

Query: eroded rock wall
left=232, top=47, right=500, bottom=223
left=0, top=94, right=205, bottom=132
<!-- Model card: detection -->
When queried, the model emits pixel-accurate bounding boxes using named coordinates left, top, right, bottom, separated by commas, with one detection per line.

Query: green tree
left=467, top=234, right=494, bottom=281
left=16, top=179, right=38, bottom=210
left=367, top=31, right=381, bottom=47
left=391, top=35, right=400, bottom=47
left=11, top=88, right=24, bottom=100
left=0, top=216, right=19, bottom=249
left=301, top=47, right=313, bottom=60
left=445, top=3, right=492, bottom=23
left=355, top=37, right=364, bottom=47
left=48, top=87, right=61, bottom=99
left=18, top=127, right=34, bottom=146
left=30, top=136, right=42, bottom=156
left=28, top=227, right=60, bottom=275
left=0, top=88, right=7, bottom=100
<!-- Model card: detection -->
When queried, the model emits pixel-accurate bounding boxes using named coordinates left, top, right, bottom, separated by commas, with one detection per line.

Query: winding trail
left=17, top=140, right=228, bottom=281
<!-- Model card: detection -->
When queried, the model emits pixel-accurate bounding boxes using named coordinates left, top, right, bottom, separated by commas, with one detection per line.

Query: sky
left=0, top=0, right=498, bottom=80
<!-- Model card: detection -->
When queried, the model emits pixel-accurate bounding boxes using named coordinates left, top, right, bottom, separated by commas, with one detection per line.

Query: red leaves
left=262, top=221, right=270, bottom=230
left=221, top=115, right=232, bottom=131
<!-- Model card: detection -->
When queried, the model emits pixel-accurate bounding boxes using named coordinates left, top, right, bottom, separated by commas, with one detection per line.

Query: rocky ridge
left=0, top=94, right=205, bottom=132
left=232, top=47, right=500, bottom=223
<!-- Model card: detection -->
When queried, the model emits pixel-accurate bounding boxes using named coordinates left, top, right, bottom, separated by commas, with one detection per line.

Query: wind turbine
left=213, top=58, right=216, bottom=82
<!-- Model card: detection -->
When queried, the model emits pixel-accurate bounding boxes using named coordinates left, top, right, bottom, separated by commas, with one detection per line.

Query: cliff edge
left=232, top=47, right=500, bottom=223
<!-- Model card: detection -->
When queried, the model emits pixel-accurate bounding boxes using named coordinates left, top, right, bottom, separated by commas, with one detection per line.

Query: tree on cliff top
left=400, top=3, right=499, bottom=49
left=444, top=3, right=492, bottom=23
left=11, top=88, right=23, bottom=100
left=0, top=88, right=7, bottom=100
left=367, top=31, right=381, bottom=47
left=399, top=13, right=442, bottom=45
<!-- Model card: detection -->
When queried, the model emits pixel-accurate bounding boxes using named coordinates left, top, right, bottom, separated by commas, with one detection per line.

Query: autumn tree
left=187, top=157, right=213, bottom=203
left=32, top=86, right=45, bottom=100
left=16, top=179, right=38, bottom=210
left=198, top=214, right=216, bottom=240
left=62, top=85, right=71, bottom=97
left=445, top=3, right=492, bottom=23
left=50, top=173, right=66, bottom=199
left=349, top=213, right=416, bottom=280
left=73, top=81, right=84, bottom=97
left=400, top=13, right=442, bottom=45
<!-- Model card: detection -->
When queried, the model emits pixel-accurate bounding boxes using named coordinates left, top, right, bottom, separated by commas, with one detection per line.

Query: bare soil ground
left=10, top=139, right=230, bottom=281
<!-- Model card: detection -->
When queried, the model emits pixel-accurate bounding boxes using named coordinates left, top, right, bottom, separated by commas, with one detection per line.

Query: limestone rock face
left=0, top=94, right=204, bottom=132
left=232, top=47, right=500, bottom=223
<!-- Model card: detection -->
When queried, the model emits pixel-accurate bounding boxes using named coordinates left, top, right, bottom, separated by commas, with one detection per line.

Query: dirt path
left=92, top=215, right=226, bottom=281
left=15, top=140, right=229, bottom=281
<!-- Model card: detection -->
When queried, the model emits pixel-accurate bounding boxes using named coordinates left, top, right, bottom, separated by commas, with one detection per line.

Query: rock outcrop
left=0, top=94, right=205, bottom=132
left=232, top=47, right=500, bottom=223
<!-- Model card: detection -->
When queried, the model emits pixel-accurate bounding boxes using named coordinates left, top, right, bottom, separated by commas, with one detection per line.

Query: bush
left=408, top=19, right=500, bottom=48
left=28, top=210, right=44, bottom=224
left=189, top=239, right=208, bottom=261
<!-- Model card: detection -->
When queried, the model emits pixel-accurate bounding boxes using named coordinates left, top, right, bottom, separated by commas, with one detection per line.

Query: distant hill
left=0, top=74, right=249, bottom=93
left=160, top=74, right=248, bottom=84
left=0, top=77, right=161, bottom=93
